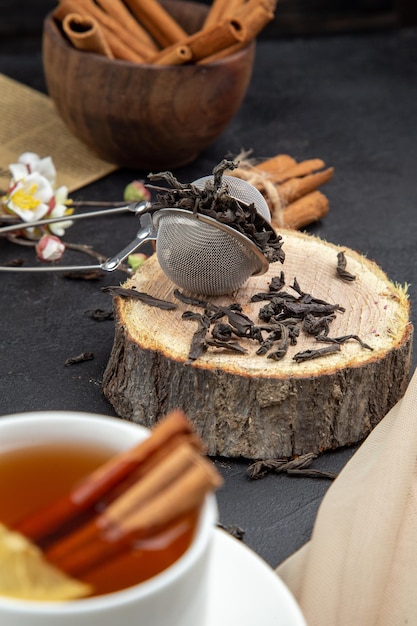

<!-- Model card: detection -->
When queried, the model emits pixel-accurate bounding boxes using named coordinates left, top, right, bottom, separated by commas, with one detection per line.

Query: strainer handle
left=101, top=213, right=157, bottom=271
left=0, top=210, right=156, bottom=273
left=0, top=200, right=152, bottom=235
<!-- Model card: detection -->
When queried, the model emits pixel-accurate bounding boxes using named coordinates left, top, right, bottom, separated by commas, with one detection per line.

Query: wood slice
left=103, top=229, right=413, bottom=459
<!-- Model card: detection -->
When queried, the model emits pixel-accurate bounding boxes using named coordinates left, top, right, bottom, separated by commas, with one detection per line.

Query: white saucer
left=206, top=529, right=306, bottom=626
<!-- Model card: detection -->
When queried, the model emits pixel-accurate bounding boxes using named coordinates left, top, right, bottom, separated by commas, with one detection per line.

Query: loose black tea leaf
left=183, top=312, right=211, bottom=364
left=218, top=306, right=254, bottom=335
left=65, top=352, right=94, bottom=366
left=102, top=286, right=177, bottom=310
left=293, top=345, right=341, bottom=363
left=336, top=251, right=356, bottom=282
left=315, top=334, right=373, bottom=350
left=4, top=258, right=24, bottom=267
left=287, top=468, right=337, bottom=479
left=303, top=313, right=336, bottom=337
left=211, top=323, right=233, bottom=341
left=88, top=309, right=114, bottom=321
left=247, top=452, right=325, bottom=479
left=205, top=339, right=247, bottom=354
left=174, top=289, right=208, bottom=309
left=217, top=523, right=245, bottom=541
left=269, top=272, right=285, bottom=292
left=64, top=270, right=104, bottom=281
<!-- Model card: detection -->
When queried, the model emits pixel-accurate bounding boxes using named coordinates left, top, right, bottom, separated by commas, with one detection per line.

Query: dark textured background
left=0, top=0, right=416, bottom=569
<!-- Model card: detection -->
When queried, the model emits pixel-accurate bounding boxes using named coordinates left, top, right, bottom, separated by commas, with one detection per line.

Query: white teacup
left=0, top=411, right=217, bottom=626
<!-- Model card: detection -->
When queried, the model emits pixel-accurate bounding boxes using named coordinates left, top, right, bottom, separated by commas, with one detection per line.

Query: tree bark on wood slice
left=103, top=229, right=413, bottom=459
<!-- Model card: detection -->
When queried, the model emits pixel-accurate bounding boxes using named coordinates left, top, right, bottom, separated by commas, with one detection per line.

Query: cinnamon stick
left=259, top=158, right=326, bottom=184
left=45, top=442, right=199, bottom=562
left=282, top=190, right=330, bottom=229
left=94, top=0, right=159, bottom=52
left=62, top=13, right=114, bottom=58
left=255, top=154, right=298, bottom=176
left=234, top=0, right=275, bottom=43
left=153, top=44, right=192, bottom=66
left=14, top=410, right=194, bottom=542
left=54, top=0, right=152, bottom=62
left=96, top=432, right=205, bottom=509
left=123, top=0, right=188, bottom=48
left=197, top=41, right=245, bottom=64
left=153, top=18, right=246, bottom=66
left=278, top=167, right=335, bottom=204
left=200, top=0, right=274, bottom=61
left=203, top=0, right=245, bottom=29
left=47, top=449, right=222, bottom=576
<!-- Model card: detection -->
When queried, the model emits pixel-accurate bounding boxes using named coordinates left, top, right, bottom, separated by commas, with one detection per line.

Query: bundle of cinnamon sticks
left=14, top=410, right=222, bottom=581
left=227, top=153, right=334, bottom=230
left=53, top=0, right=278, bottom=65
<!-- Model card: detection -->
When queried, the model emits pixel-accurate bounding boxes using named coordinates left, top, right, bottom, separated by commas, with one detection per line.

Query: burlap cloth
left=276, top=366, right=417, bottom=625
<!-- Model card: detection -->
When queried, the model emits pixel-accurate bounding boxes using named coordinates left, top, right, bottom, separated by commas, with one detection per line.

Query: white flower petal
left=49, top=186, right=73, bottom=236
left=18, top=152, right=40, bottom=164
left=54, top=186, right=69, bottom=205
left=37, top=157, right=56, bottom=186
left=6, top=173, right=54, bottom=222
left=9, top=163, right=29, bottom=182
left=17, top=153, right=56, bottom=185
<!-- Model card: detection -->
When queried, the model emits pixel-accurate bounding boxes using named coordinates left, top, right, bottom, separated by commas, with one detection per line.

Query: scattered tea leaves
left=315, top=334, right=373, bottom=350
left=247, top=452, right=337, bottom=480
left=205, top=339, right=248, bottom=354
left=64, top=270, right=104, bottom=281
left=102, top=286, right=177, bottom=310
left=336, top=251, right=356, bottom=282
left=293, top=345, right=341, bottom=363
left=88, top=308, right=114, bottom=321
left=217, top=523, right=245, bottom=541
left=65, top=352, right=94, bottom=366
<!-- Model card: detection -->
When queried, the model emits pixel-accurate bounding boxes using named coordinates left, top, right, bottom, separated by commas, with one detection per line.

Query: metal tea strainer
left=0, top=175, right=271, bottom=296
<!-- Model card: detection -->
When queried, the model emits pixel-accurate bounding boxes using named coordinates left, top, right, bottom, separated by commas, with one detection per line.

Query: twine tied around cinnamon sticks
left=53, top=0, right=278, bottom=65
left=227, top=152, right=334, bottom=230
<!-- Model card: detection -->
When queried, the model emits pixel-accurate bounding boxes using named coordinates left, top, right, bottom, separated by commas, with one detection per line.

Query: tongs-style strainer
left=0, top=175, right=271, bottom=296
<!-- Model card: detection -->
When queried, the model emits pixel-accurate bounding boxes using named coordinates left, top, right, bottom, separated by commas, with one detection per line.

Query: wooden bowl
left=42, top=0, right=255, bottom=169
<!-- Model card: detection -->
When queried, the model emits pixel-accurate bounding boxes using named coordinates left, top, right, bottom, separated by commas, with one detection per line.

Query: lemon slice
left=0, top=523, right=92, bottom=601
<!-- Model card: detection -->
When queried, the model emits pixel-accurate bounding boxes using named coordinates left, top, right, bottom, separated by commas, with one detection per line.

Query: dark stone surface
left=1, top=25, right=417, bottom=568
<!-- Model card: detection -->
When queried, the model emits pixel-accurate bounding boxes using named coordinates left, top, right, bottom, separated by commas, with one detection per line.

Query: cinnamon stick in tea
left=86, top=431, right=204, bottom=511
left=14, top=410, right=194, bottom=542
left=46, top=447, right=222, bottom=576
left=123, top=0, right=188, bottom=48
left=45, top=443, right=205, bottom=563
left=62, top=13, right=114, bottom=58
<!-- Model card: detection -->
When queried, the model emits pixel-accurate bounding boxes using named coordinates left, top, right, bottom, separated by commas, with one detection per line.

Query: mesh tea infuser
left=0, top=175, right=271, bottom=296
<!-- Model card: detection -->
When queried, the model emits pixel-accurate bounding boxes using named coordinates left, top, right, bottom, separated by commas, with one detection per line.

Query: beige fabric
left=276, top=366, right=417, bottom=625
